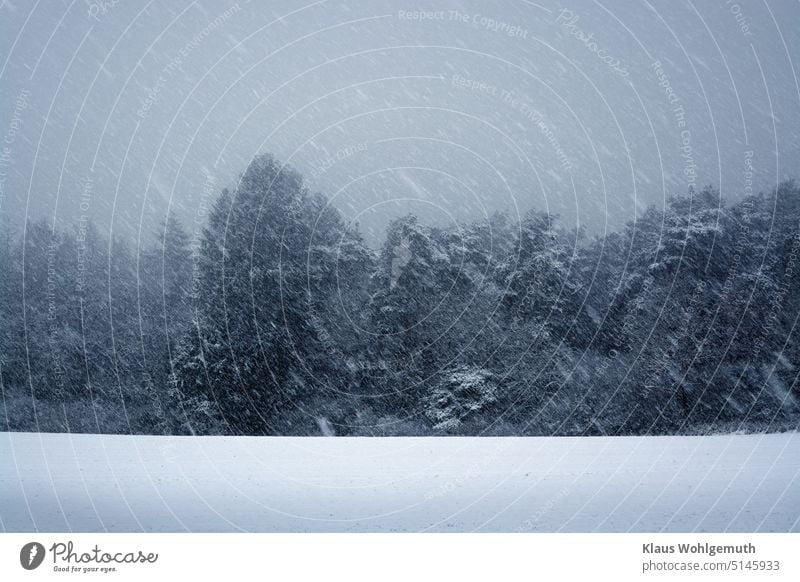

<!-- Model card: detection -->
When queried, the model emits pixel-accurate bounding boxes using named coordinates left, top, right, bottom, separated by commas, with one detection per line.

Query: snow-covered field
left=1, top=432, right=798, bottom=532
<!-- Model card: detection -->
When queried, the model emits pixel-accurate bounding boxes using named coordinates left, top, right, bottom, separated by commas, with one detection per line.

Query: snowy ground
left=1, top=432, right=798, bottom=532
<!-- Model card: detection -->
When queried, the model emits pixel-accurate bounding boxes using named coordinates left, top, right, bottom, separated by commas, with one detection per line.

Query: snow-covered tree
left=173, top=154, right=371, bottom=434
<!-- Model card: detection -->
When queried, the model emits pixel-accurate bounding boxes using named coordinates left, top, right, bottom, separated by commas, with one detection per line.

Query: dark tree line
left=2, top=154, right=799, bottom=435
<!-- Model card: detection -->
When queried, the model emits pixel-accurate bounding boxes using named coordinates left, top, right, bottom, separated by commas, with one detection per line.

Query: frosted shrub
left=425, top=366, right=498, bottom=431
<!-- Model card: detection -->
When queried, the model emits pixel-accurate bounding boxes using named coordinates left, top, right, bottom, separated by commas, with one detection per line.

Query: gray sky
left=1, top=0, right=798, bottom=246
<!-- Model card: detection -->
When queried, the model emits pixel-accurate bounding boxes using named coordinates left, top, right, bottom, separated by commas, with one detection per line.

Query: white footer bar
left=1, top=533, right=796, bottom=581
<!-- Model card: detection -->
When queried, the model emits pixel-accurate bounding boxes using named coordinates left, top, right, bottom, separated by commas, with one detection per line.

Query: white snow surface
left=2, top=432, right=798, bottom=532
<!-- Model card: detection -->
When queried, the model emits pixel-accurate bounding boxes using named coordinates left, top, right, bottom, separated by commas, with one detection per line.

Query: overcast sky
left=1, top=0, right=798, bottom=246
